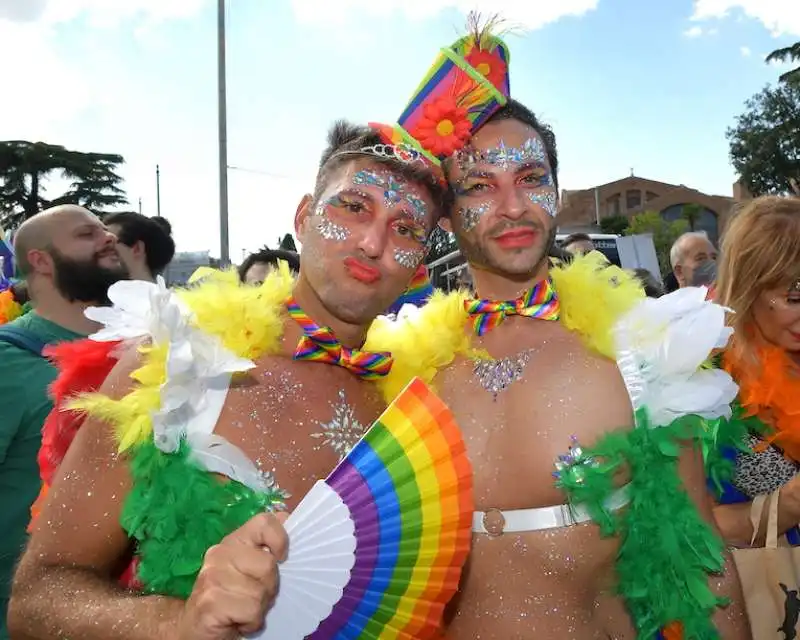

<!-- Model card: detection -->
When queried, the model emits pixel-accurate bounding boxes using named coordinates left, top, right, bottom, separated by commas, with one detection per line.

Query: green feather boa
left=555, top=411, right=728, bottom=639
left=121, top=440, right=286, bottom=598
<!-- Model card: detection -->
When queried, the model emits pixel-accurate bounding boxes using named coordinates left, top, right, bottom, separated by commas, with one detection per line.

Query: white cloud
left=289, top=0, right=599, bottom=30
left=684, top=25, right=704, bottom=37
left=740, top=45, right=752, bottom=56
left=0, top=0, right=208, bottom=27
left=690, top=0, right=800, bottom=37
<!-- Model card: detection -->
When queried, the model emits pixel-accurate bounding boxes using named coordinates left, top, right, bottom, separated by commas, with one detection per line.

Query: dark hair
left=633, top=268, right=664, bottom=298
left=105, top=212, right=176, bottom=276
left=561, top=233, right=592, bottom=248
left=485, top=98, right=559, bottom=191
left=313, top=120, right=449, bottom=219
left=238, top=248, right=300, bottom=282
left=10, top=280, right=29, bottom=305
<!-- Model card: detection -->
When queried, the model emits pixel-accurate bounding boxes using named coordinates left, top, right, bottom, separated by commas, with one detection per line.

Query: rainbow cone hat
left=371, top=15, right=512, bottom=169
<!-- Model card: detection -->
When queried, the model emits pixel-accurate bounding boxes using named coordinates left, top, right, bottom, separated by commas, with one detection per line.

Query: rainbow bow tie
left=286, top=297, right=393, bottom=380
left=466, top=279, right=560, bottom=337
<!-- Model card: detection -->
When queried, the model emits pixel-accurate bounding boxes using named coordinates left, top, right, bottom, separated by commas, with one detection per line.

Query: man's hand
left=176, top=512, right=289, bottom=640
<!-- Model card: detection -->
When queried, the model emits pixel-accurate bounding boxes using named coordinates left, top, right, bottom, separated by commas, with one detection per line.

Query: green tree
left=766, top=42, right=800, bottom=83
left=727, top=81, right=800, bottom=196
left=599, top=215, right=629, bottom=235
left=681, top=203, right=702, bottom=231
left=279, top=233, right=297, bottom=252
left=0, top=141, right=127, bottom=228
left=626, top=210, right=688, bottom=276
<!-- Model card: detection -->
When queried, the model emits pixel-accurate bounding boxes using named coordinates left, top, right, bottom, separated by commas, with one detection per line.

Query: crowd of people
left=0, top=17, right=799, bottom=640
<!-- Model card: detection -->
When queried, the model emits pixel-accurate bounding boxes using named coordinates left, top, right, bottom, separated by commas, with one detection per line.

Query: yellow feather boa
left=72, top=253, right=643, bottom=452
left=365, top=252, right=645, bottom=401
left=71, top=263, right=294, bottom=453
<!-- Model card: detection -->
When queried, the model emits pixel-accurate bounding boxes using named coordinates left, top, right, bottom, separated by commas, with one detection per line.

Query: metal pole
left=217, top=0, right=230, bottom=266
left=594, top=187, right=601, bottom=226
left=156, top=165, right=161, bottom=217
left=138, top=197, right=142, bottom=214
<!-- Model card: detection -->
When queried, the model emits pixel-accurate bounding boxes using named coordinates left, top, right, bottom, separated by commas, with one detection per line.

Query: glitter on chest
left=310, top=389, right=366, bottom=459
left=472, top=349, right=533, bottom=399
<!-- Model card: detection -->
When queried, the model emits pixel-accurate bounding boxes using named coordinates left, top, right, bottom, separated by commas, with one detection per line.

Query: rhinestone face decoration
left=473, top=350, right=533, bottom=399
left=352, top=169, right=428, bottom=222
left=310, top=389, right=365, bottom=460
left=315, top=203, right=350, bottom=241
left=527, top=191, right=558, bottom=218
left=455, top=138, right=548, bottom=172
left=393, top=247, right=425, bottom=270
left=459, top=202, right=491, bottom=232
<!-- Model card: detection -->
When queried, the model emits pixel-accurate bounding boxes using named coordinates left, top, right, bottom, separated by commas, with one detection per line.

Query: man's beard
left=51, top=248, right=129, bottom=304
left=457, top=223, right=556, bottom=281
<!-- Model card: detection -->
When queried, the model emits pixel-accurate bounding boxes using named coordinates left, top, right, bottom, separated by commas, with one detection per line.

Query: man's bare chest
left=212, top=358, right=385, bottom=509
left=436, top=324, right=632, bottom=509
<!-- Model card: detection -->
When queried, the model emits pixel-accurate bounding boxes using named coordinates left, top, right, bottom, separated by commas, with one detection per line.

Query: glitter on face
left=456, top=137, right=547, bottom=172
left=528, top=191, right=558, bottom=217
left=314, top=202, right=349, bottom=241
left=353, top=169, right=403, bottom=208
left=404, top=193, right=428, bottom=221
left=459, top=202, right=491, bottom=232
left=310, top=389, right=365, bottom=460
left=472, top=349, right=533, bottom=399
left=393, top=247, right=425, bottom=270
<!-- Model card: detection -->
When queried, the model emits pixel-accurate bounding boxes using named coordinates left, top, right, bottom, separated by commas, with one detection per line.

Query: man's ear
left=26, top=249, right=54, bottom=277
left=438, top=217, right=453, bottom=233
left=673, top=264, right=683, bottom=284
left=294, top=194, right=314, bottom=243
left=131, top=240, right=146, bottom=258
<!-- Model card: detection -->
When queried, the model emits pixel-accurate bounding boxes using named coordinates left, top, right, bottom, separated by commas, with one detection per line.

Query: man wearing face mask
left=369, top=16, right=749, bottom=639
left=670, top=231, right=718, bottom=289
left=9, top=122, right=467, bottom=640
left=0, top=205, right=128, bottom=639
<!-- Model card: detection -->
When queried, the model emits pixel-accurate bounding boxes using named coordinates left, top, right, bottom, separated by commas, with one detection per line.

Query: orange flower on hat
left=465, top=48, right=506, bottom=90
left=411, top=95, right=472, bottom=157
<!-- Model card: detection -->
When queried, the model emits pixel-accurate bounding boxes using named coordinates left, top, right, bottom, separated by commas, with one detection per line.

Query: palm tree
left=766, top=42, right=800, bottom=83
left=681, top=203, right=702, bottom=231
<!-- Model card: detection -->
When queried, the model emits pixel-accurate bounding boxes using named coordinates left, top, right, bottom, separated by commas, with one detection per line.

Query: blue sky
left=0, top=0, right=797, bottom=259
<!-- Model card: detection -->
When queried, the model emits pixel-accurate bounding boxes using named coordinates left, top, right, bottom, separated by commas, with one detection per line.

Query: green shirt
left=0, top=313, right=83, bottom=639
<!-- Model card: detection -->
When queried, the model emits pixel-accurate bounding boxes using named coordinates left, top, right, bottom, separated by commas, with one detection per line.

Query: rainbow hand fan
left=252, top=377, right=473, bottom=640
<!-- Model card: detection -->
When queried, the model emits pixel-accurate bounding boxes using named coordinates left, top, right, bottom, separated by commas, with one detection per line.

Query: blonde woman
left=709, top=196, right=800, bottom=637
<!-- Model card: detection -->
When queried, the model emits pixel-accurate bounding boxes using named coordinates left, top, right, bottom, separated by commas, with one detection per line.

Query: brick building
left=557, top=175, right=752, bottom=245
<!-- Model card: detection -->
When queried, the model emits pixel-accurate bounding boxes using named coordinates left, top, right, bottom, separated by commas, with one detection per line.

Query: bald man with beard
left=0, top=206, right=127, bottom=640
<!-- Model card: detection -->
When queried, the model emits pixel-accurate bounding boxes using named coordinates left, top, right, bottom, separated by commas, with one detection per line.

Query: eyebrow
left=337, top=187, right=374, bottom=200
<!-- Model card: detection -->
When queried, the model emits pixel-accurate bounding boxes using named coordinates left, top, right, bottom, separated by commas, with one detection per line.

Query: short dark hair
left=485, top=98, right=559, bottom=191
left=105, top=212, right=175, bottom=276
left=561, top=233, right=592, bottom=249
left=633, top=268, right=664, bottom=298
left=238, top=248, right=300, bottom=282
left=313, top=120, right=449, bottom=220
left=10, top=280, right=29, bottom=305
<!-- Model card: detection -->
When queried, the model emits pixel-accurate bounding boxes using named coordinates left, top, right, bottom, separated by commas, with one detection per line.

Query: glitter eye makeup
left=314, top=202, right=350, bottom=242
left=404, top=193, right=428, bottom=221
left=393, top=247, right=426, bottom=270
left=459, top=202, right=491, bottom=232
left=353, top=169, right=408, bottom=209
left=456, top=138, right=547, bottom=172
left=527, top=191, right=558, bottom=218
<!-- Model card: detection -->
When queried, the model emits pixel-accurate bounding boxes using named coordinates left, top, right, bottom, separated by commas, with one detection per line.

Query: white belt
left=472, top=484, right=630, bottom=536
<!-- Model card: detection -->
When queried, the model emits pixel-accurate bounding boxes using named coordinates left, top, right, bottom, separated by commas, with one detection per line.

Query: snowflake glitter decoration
left=311, top=389, right=365, bottom=460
